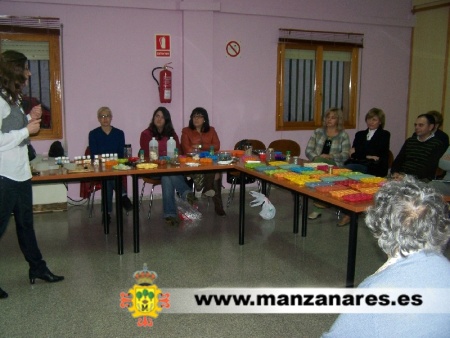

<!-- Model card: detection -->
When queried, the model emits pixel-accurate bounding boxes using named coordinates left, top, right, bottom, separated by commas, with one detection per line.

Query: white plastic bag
left=249, top=191, right=276, bottom=220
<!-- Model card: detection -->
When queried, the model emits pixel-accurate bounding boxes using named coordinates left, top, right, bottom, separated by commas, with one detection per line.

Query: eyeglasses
left=192, top=115, right=204, bottom=119
left=99, top=114, right=112, bottom=119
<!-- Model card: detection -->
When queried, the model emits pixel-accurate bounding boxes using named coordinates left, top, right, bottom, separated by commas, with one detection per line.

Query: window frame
left=276, top=41, right=359, bottom=131
left=0, top=32, right=63, bottom=140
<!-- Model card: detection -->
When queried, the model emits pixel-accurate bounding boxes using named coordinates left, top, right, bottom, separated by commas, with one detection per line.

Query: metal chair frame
left=139, top=177, right=162, bottom=219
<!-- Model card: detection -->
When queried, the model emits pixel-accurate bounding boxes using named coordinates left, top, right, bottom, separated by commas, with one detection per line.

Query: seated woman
left=181, top=107, right=225, bottom=216
left=140, top=107, right=197, bottom=226
left=337, top=108, right=391, bottom=226
left=305, top=107, right=350, bottom=223
left=345, top=107, right=390, bottom=177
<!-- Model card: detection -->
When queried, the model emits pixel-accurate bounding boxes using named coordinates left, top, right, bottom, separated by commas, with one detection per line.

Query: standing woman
left=345, top=108, right=390, bottom=177
left=140, top=107, right=197, bottom=226
left=0, top=50, right=64, bottom=299
left=305, top=108, right=351, bottom=222
left=181, top=107, right=225, bottom=216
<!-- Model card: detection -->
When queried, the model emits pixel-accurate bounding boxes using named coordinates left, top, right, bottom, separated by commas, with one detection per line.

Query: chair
left=139, top=176, right=162, bottom=219
left=226, top=139, right=266, bottom=207
left=80, top=146, right=130, bottom=217
left=266, top=139, right=301, bottom=196
left=79, top=146, right=101, bottom=217
left=268, top=139, right=301, bottom=157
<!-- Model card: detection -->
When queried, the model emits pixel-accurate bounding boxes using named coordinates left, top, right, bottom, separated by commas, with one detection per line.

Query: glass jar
left=266, top=148, right=275, bottom=162
left=218, top=151, right=232, bottom=162
left=123, top=144, right=133, bottom=158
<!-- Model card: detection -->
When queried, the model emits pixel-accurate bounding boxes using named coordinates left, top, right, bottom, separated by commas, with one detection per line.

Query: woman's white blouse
left=0, top=96, right=31, bottom=182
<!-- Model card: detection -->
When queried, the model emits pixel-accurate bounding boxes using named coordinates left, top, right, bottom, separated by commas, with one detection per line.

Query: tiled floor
left=1, top=186, right=448, bottom=337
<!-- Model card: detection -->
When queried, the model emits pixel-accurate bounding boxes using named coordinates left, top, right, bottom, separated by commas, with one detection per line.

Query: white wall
left=0, top=0, right=414, bottom=200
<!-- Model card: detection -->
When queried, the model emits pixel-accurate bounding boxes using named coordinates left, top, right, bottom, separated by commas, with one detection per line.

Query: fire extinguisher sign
left=155, top=34, right=171, bottom=57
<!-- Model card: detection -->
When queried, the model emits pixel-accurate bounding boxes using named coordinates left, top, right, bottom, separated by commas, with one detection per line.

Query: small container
left=172, top=148, right=180, bottom=165
left=266, top=148, right=275, bottom=162
left=218, top=151, right=232, bottom=162
left=209, top=145, right=215, bottom=156
left=292, top=156, right=299, bottom=165
left=328, top=165, right=333, bottom=174
left=139, top=149, right=145, bottom=161
left=244, top=144, right=253, bottom=156
left=285, top=150, right=291, bottom=163
left=124, top=144, right=132, bottom=158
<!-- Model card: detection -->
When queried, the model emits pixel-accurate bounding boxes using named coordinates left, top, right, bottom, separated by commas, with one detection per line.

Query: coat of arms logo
left=120, top=263, right=170, bottom=327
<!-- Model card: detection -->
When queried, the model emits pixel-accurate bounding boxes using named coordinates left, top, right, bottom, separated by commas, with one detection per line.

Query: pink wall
left=0, top=0, right=414, bottom=199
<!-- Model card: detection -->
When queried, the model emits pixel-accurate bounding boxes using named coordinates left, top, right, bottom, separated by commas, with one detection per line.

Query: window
left=0, top=16, right=62, bottom=140
left=276, top=29, right=362, bottom=131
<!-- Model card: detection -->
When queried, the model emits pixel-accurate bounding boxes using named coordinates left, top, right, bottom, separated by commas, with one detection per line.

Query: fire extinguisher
left=152, top=62, right=173, bottom=103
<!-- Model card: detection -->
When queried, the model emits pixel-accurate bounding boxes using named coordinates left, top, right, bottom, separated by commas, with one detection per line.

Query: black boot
left=213, top=179, right=226, bottom=216
left=202, top=174, right=215, bottom=197
left=29, top=269, right=64, bottom=285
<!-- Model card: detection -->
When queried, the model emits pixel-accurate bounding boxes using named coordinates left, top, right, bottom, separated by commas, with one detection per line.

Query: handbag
left=344, top=157, right=376, bottom=166
left=28, top=143, right=37, bottom=161
left=191, top=174, right=205, bottom=192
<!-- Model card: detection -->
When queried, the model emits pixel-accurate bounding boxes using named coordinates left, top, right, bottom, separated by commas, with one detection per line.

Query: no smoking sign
left=226, top=41, right=241, bottom=58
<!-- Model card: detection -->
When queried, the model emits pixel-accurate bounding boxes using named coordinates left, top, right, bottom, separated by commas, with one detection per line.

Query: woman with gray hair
left=323, top=176, right=450, bottom=337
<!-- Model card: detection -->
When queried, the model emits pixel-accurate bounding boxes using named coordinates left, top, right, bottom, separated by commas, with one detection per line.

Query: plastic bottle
left=149, top=137, right=159, bottom=161
left=167, top=136, right=176, bottom=159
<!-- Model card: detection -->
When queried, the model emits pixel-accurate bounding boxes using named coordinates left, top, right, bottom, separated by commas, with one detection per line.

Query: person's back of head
left=365, top=175, right=450, bottom=257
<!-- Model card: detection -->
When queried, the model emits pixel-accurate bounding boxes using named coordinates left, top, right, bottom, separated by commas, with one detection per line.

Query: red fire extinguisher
left=152, top=62, right=173, bottom=103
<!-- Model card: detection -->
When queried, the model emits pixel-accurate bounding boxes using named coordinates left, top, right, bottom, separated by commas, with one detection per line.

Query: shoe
left=0, top=287, right=8, bottom=299
left=186, top=192, right=198, bottom=206
left=313, top=202, right=328, bottom=209
left=165, top=216, right=180, bottom=226
left=337, top=215, right=351, bottom=227
left=203, top=189, right=215, bottom=197
left=29, top=269, right=64, bottom=285
left=122, top=195, right=133, bottom=212
left=308, top=211, right=322, bottom=220
left=203, top=174, right=215, bottom=197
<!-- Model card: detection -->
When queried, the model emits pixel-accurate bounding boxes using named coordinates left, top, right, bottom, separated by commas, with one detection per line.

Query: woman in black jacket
left=345, top=108, right=390, bottom=177
left=338, top=108, right=390, bottom=227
